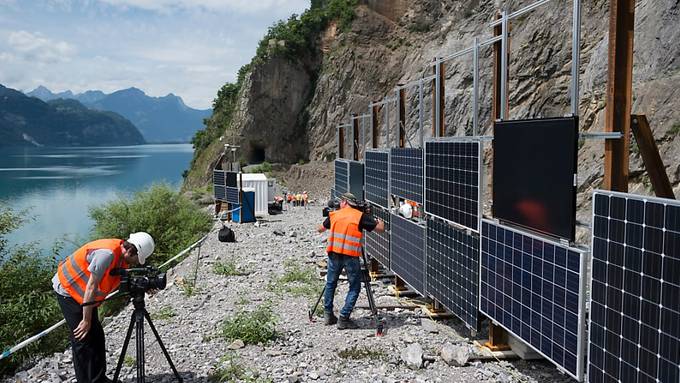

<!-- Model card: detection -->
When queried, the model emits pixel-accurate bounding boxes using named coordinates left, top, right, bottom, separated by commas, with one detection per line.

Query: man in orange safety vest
left=52, top=232, right=155, bottom=383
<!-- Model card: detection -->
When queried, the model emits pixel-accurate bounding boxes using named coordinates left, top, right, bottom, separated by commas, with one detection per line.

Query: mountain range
left=27, top=86, right=212, bottom=143
left=0, top=84, right=145, bottom=147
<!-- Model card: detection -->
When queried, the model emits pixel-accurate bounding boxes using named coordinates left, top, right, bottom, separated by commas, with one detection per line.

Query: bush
left=246, top=161, right=272, bottom=174
left=89, top=183, right=212, bottom=267
left=0, top=206, right=69, bottom=377
left=221, top=304, right=277, bottom=345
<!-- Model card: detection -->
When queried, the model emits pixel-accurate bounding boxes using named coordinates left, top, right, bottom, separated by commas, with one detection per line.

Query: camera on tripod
left=322, top=198, right=371, bottom=217
left=112, top=266, right=167, bottom=295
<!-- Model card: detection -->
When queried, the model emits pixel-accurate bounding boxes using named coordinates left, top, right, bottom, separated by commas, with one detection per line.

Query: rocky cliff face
left=196, top=0, right=680, bottom=206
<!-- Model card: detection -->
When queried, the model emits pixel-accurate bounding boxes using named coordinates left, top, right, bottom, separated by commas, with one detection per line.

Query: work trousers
left=55, top=292, right=108, bottom=383
left=324, top=252, right=362, bottom=318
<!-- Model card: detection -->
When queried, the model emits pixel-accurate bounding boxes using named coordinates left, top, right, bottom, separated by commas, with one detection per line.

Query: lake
left=0, top=144, right=194, bottom=258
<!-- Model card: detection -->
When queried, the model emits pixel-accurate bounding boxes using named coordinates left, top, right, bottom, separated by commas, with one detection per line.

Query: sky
left=0, top=0, right=309, bottom=109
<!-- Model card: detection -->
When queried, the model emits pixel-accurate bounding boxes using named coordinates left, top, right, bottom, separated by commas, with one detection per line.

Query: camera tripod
left=309, top=248, right=385, bottom=336
left=113, top=293, right=183, bottom=383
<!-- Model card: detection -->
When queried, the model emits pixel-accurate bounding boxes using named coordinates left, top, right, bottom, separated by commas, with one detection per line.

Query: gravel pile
left=7, top=204, right=574, bottom=383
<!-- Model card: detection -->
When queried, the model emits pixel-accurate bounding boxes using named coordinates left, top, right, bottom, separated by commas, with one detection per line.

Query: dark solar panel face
left=214, top=185, right=226, bottom=201
left=390, top=148, right=423, bottom=204
left=480, top=219, right=585, bottom=380
left=390, top=213, right=425, bottom=294
left=426, top=218, right=480, bottom=330
left=365, top=150, right=389, bottom=208
left=225, top=171, right=238, bottom=188
left=226, top=187, right=239, bottom=204
left=213, top=170, right=225, bottom=186
left=334, top=160, right=349, bottom=196
left=425, top=140, right=480, bottom=231
left=589, top=191, right=680, bottom=383
left=365, top=204, right=390, bottom=268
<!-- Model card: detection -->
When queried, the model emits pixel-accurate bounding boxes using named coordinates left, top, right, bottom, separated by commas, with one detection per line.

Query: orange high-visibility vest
left=326, top=207, right=363, bottom=257
left=57, top=239, right=127, bottom=305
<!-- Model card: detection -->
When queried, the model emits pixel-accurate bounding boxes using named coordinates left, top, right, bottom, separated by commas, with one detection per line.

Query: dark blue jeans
left=324, top=252, right=362, bottom=318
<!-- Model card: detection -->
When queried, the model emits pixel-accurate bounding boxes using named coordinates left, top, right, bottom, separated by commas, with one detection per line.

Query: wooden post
left=431, top=60, right=446, bottom=137
left=372, top=104, right=380, bottom=149
left=338, top=126, right=345, bottom=159
left=485, top=323, right=511, bottom=351
left=630, top=115, right=675, bottom=199
left=352, top=115, right=360, bottom=161
left=603, top=0, right=635, bottom=192
left=492, top=13, right=509, bottom=121
left=398, top=89, right=406, bottom=148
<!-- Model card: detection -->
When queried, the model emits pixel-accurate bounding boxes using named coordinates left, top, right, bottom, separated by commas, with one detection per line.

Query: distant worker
left=287, top=193, right=293, bottom=205
left=295, top=193, right=302, bottom=207
left=52, top=232, right=155, bottom=383
left=317, top=193, right=384, bottom=329
left=302, top=191, right=309, bottom=208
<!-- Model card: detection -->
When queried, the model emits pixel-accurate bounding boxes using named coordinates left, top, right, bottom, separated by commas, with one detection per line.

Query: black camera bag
left=218, top=225, right=236, bottom=243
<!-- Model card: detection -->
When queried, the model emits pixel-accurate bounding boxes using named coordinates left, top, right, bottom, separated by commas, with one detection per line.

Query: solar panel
left=390, top=148, right=423, bottom=204
left=480, top=219, right=586, bottom=380
left=426, top=217, right=481, bottom=330
left=365, top=150, right=390, bottom=209
left=334, top=160, right=349, bottom=196
left=214, top=185, right=226, bottom=201
left=365, top=204, right=390, bottom=268
left=226, top=187, right=239, bottom=204
left=588, top=190, right=680, bottom=383
left=225, top=171, right=238, bottom=188
left=213, top=170, right=225, bottom=186
left=390, top=213, right=426, bottom=294
left=425, top=139, right=481, bottom=231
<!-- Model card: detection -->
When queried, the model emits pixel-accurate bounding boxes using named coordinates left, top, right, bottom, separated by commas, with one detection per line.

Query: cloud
left=96, top=0, right=308, bottom=13
left=7, top=30, right=76, bottom=64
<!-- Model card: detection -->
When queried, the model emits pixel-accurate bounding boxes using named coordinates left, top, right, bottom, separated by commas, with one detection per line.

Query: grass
left=338, top=346, right=388, bottom=361
left=151, top=306, right=176, bottom=321
left=124, top=355, right=135, bottom=367
left=267, top=259, right=323, bottom=299
left=221, top=303, right=278, bottom=345
left=208, top=352, right=272, bottom=383
left=246, top=161, right=272, bottom=174
left=236, top=295, right=250, bottom=306
left=213, top=259, right=252, bottom=277
left=177, top=277, right=199, bottom=297
left=668, top=121, right=680, bottom=137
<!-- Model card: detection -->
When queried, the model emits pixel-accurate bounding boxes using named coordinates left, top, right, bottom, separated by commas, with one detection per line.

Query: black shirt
left=322, top=210, right=378, bottom=232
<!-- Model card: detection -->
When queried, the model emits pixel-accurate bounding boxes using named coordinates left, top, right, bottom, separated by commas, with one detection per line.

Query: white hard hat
left=127, top=232, right=155, bottom=265
left=398, top=203, right=413, bottom=219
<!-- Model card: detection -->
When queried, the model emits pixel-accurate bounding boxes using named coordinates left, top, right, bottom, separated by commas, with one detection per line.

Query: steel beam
left=631, top=115, right=675, bottom=199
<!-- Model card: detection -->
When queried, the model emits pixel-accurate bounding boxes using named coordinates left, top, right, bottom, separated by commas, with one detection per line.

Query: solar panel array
left=225, top=171, right=238, bottom=188
left=425, top=140, right=481, bottom=231
left=426, top=217, right=480, bottom=330
left=365, top=150, right=389, bottom=208
left=589, top=191, right=680, bottom=383
left=226, top=187, right=239, bottom=204
left=214, top=186, right=226, bottom=201
left=390, top=213, right=426, bottom=294
left=365, top=204, right=390, bottom=269
left=390, top=148, right=423, bottom=204
left=480, top=219, right=586, bottom=380
left=213, top=170, right=226, bottom=201
left=334, top=160, right=348, bottom=196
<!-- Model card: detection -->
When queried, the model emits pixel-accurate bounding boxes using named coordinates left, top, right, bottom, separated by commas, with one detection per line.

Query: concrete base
left=508, top=334, right=543, bottom=360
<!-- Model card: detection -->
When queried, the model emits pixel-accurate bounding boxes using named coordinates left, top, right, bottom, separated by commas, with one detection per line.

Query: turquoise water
left=0, top=144, right=194, bottom=258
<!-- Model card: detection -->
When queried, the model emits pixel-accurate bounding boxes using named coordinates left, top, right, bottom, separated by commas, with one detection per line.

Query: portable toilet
left=232, top=188, right=256, bottom=223
left=237, top=173, right=268, bottom=216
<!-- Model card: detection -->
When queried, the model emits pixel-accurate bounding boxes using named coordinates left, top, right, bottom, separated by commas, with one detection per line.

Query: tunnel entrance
left=248, top=143, right=266, bottom=164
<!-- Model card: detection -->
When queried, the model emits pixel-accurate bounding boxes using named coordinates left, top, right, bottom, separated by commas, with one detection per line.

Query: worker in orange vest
left=317, top=193, right=384, bottom=329
left=52, top=232, right=155, bottom=383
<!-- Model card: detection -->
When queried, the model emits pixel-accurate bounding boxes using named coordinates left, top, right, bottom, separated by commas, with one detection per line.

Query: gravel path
left=8, top=204, right=575, bottom=383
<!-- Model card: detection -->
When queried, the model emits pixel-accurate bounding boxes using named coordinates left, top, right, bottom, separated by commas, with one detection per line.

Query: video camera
left=322, top=198, right=371, bottom=217
left=112, top=266, right=167, bottom=295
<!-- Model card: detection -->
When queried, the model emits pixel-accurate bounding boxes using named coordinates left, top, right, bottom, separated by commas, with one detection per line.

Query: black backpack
left=218, top=225, right=236, bottom=243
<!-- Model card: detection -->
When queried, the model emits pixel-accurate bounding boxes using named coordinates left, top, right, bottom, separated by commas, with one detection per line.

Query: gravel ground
left=7, top=203, right=575, bottom=383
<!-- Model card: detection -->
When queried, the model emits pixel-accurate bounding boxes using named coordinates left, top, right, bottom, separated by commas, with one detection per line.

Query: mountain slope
left=1, top=84, right=145, bottom=147
left=27, top=86, right=212, bottom=143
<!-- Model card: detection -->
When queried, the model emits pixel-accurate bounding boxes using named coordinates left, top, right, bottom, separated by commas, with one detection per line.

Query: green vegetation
left=177, top=277, right=199, bottom=297
left=208, top=352, right=272, bottom=383
left=669, top=121, right=680, bottom=137
left=246, top=161, right=273, bottom=175
left=268, top=259, right=322, bottom=299
left=124, top=355, right=136, bottom=367
left=151, top=306, right=177, bottom=321
left=213, top=259, right=252, bottom=277
left=89, top=183, right=212, bottom=267
left=0, top=206, right=69, bottom=376
left=338, top=346, right=388, bottom=361
left=221, top=303, right=278, bottom=345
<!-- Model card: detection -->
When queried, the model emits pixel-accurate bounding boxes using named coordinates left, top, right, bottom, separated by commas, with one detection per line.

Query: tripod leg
left=308, top=285, right=326, bottom=321
left=143, top=310, right=184, bottom=382
left=135, top=310, right=145, bottom=383
left=114, top=313, right=136, bottom=382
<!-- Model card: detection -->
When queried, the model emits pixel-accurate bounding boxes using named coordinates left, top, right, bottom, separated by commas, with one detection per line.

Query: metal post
left=571, top=0, right=581, bottom=116
left=398, top=88, right=406, bottom=148
left=372, top=104, right=379, bottom=149
left=419, top=78, right=424, bottom=148
left=604, top=0, right=634, bottom=192
left=473, top=37, right=480, bottom=136
left=352, top=114, right=360, bottom=161
left=338, top=126, right=345, bottom=159
left=385, top=101, right=391, bottom=148
left=500, top=10, right=509, bottom=120
left=435, top=60, right=441, bottom=137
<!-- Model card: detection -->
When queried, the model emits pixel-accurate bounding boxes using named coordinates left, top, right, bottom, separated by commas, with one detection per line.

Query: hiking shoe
left=337, top=316, right=359, bottom=330
left=324, top=311, right=338, bottom=325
